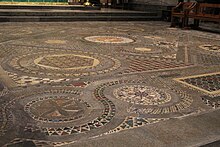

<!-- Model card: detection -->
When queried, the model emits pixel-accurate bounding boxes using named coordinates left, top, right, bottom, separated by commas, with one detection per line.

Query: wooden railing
left=171, top=2, right=220, bottom=28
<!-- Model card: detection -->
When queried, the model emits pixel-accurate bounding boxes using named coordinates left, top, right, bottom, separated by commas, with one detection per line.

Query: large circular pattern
left=113, top=85, right=171, bottom=105
left=5, top=88, right=116, bottom=136
left=84, top=36, right=134, bottom=44
left=101, top=80, right=193, bottom=115
left=4, top=50, right=121, bottom=78
left=24, top=96, right=91, bottom=123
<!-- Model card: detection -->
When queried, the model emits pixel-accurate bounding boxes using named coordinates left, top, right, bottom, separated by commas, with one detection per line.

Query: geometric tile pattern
left=174, top=72, right=220, bottom=95
left=123, top=58, right=193, bottom=74
left=201, top=95, right=220, bottom=109
left=84, top=36, right=134, bottom=44
left=197, top=54, right=220, bottom=65
left=113, top=85, right=171, bottom=105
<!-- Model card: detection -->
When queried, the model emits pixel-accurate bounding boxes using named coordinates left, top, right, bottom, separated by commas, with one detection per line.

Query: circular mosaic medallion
left=84, top=36, right=134, bottom=44
left=4, top=50, right=121, bottom=78
left=24, top=96, right=90, bottom=123
left=199, top=45, right=220, bottom=52
left=113, top=85, right=171, bottom=105
left=98, top=80, right=192, bottom=115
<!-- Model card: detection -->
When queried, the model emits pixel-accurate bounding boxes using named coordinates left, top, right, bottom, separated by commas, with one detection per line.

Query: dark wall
left=196, top=0, right=220, bottom=3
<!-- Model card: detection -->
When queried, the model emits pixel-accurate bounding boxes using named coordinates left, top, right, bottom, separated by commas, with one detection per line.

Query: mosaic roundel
left=199, top=45, right=220, bottom=52
left=24, top=96, right=90, bottom=123
left=113, top=85, right=171, bottom=105
left=4, top=50, right=120, bottom=78
left=100, top=80, right=193, bottom=115
left=84, top=36, right=134, bottom=44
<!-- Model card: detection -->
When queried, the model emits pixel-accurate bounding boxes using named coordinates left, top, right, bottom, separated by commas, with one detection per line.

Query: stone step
left=0, top=11, right=158, bottom=17
left=0, top=15, right=161, bottom=22
left=0, top=4, right=101, bottom=10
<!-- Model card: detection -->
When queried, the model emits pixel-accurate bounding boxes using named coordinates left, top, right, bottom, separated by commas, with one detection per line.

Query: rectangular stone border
left=174, top=72, right=220, bottom=95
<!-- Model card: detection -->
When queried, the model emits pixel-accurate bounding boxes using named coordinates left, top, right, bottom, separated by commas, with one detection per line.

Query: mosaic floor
left=0, top=21, right=220, bottom=147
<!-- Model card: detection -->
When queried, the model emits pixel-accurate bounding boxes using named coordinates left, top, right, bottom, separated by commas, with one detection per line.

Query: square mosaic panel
left=123, top=58, right=193, bottom=74
left=174, top=72, right=220, bottom=95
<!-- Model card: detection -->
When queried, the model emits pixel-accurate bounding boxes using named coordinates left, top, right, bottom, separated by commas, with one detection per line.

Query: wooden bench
left=171, top=2, right=220, bottom=28
left=187, top=3, right=220, bottom=28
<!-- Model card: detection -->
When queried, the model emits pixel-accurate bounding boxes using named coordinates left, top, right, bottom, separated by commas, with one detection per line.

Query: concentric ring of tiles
left=3, top=50, right=121, bottom=78
left=113, top=85, right=171, bottom=105
left=84, top=36, right=134, bottom=44
left=24, top=96, right=91, bottom=123
left=199, top=45, right=220, bottom=52
left=3, top=89, right=116, bottom=136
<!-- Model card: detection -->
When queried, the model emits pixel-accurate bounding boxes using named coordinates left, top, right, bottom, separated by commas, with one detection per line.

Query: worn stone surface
left=0, top=21, right=219, bottom=147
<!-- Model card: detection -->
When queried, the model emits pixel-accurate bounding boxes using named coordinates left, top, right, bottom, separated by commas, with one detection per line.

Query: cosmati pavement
left=0, top=21, right=219, bottom=147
